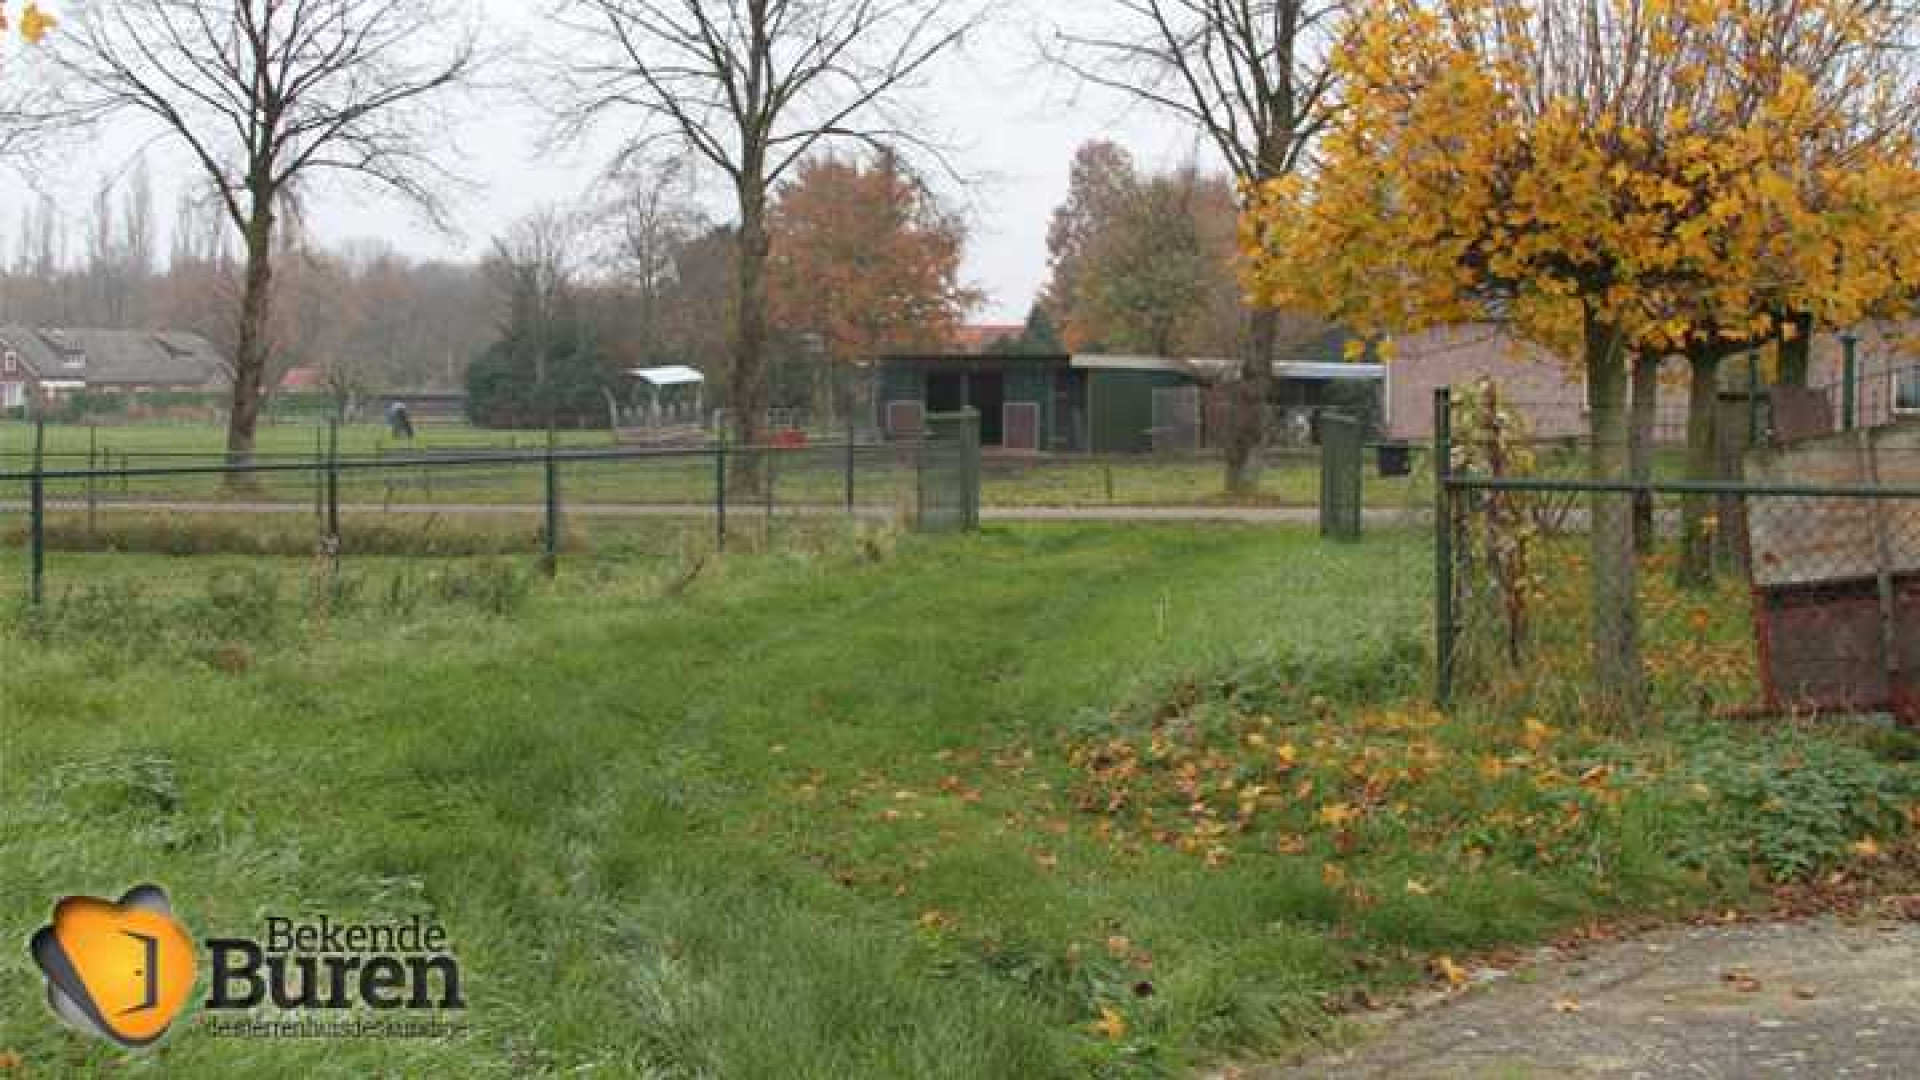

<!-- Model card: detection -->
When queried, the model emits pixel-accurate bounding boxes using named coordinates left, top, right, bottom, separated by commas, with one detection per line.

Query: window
left=1896, top=371, right=1920, bottom=415
left=1, top=350, right=15, bottom=375
left=1, top=382, right=22, bottom=409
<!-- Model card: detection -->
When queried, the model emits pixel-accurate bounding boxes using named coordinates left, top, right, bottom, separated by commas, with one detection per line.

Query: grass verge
left=0, top=524, right=1911, bottom=1078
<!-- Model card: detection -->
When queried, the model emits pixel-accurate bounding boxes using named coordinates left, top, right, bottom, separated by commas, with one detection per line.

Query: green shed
left=877, top=353, right=1214, bottom=454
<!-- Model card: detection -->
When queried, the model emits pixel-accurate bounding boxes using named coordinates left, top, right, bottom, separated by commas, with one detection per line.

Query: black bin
left=1376, top=442, right=1413, bottom=478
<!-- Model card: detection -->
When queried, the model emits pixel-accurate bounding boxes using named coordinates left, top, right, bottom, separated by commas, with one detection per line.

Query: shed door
left=1003, top=403, right=1040, bottom=453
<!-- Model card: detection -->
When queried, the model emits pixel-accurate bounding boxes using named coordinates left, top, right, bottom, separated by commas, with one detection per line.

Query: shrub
left=1672, top=727, right=1920, bottom=880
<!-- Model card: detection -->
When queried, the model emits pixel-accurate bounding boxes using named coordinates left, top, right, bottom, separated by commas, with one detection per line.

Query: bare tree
left=598, top=160, right=709, bottom=368
left=552, top=0, right=985, bottom=483
left=1051, top=1, right=1342, bottom=494
left=41, top=0, right=479, bottom=467
left=487, top=210, right=586, bottom=430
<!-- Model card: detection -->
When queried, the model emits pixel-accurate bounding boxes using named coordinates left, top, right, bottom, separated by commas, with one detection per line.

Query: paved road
left=1250, top=917, right=1920, bottom=1079
left=2, top=498, right=1424, bottom=527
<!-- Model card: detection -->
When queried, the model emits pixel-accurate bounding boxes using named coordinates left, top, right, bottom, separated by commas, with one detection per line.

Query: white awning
left=1278, top=363, right=1387, bottom=381
left=629, top=366, right=706, bottom=387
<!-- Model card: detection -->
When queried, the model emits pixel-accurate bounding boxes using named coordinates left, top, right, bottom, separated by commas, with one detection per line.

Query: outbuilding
left=877, top=344, right=1388, bottom=454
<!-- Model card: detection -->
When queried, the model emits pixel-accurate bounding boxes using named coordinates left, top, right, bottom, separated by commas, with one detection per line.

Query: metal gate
left=918, top=410, right=981, bottom=534
left=1152, top=387, right=1204, bottom=453
left=1320, top=411, right=1363, bottom=540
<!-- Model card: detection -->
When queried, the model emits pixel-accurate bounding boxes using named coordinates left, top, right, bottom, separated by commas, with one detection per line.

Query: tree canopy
left=767, top=153, right=977, bottom=366
left=1245, top=0, right=1920, bottom=360
left=1242, top=0, right=1920, bottom=715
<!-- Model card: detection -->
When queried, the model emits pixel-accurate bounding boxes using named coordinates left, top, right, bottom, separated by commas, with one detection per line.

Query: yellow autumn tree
left=1246, top=0, right=1920, bottom=716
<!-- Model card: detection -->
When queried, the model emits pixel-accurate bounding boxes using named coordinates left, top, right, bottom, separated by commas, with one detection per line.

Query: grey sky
left=5, top=0, right=1212, bottom=322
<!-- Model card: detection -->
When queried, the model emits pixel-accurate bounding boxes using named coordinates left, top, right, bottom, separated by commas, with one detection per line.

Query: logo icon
left=31, top=886, right=198, bottom=1048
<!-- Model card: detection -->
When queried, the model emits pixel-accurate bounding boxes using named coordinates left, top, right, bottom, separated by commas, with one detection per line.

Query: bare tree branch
left=547, top=0, right=989, bottom=470
left=29, top=0, right=482, bottom=466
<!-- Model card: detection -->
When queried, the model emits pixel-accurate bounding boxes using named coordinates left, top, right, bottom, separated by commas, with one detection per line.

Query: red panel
left=885, top=400, right=925, bottom=440
left=1003, top=403, right=1040, bottom=453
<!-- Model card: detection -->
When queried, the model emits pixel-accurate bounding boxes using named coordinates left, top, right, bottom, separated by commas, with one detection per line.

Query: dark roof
left=0, top=326, right=227, bottom=388
left=884, top=352, right=1072, bottom=368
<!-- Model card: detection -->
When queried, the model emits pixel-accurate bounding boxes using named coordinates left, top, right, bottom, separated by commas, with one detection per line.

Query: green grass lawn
left=3, top=526, right=1915, bottom=1077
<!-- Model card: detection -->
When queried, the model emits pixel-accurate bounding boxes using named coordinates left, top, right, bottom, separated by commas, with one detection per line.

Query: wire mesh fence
left=1439, top=481, right=1920, bottom=720
left=0, top=431, right=979, bottom=611
left=1436, top=374, right=1920, bottom=721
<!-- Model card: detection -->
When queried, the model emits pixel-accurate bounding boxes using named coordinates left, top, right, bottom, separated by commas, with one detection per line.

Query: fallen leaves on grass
left=1089, top=1006, right=1128, bottom=1041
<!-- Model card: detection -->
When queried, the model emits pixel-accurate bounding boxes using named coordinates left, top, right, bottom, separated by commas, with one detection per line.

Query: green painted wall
left=880, top=367, right=923, bottom=404
left=1089, top=370, right=1188, bottom=454
left=1005, top=367, right=1053, bottom=448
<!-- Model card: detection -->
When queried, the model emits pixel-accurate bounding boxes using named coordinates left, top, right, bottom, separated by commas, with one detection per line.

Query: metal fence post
left=1434, top=389, right=1455, bottom=708
left=1842, top=333, right=1860, bottom=431
left=86, top=424, right=98, bottom=539
left=325, top=419, right=341, bottom=544
left=845, top=420, right=857, bottom=516
left=314, top=426, right=325, bottom=520
left=543, top=435, right=560, bottom=577
left=29, top=419, right=45, bottom=605
left=764, top=444, right=777, bottom=548
left=715, top=436, right=729, bottom=552
left=965, top=408, right=981, bottom=531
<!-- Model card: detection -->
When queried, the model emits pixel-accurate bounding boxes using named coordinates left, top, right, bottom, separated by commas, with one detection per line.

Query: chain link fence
left=1435, top=383, right=1920, bottom=720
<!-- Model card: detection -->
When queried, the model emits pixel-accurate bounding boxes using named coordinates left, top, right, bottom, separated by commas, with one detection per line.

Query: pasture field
left=0, top=420, right=1705, bottom=513
left=1, top=419, right=1433, bottom=510
left=2, top=525, right=1914, bottom=1077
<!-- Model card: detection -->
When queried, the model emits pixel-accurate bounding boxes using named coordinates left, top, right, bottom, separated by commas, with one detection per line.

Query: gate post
left=1842, top=333, right=1860, bottom=431
left=1319, top=411, right=1362, bottom=540
left=1434, top=389, right=1455, bottom=708
left=963, top=408, right=981, bottom=531
left=715, top=435, right=729, bottom=552
left=29, top=419, right=45, bottom=606
left=325, top=419, right=341, bottom=544
left=543, top=436, right=560, bottom=578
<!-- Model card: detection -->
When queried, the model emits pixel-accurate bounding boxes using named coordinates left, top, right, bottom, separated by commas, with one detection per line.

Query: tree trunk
left=1630, top=352, right=1659, bottom=555
left=1225, top=305, right=1278, bottom=495
left=731, top=179, right=772, bottom=494
left=1778, top=311, right=1814, bottom=388
left=225, top=199, right=276, bottom=484
left=1585, top=311, right=1646, bottom=721
left=1678, top=347, right=1723, bottom=589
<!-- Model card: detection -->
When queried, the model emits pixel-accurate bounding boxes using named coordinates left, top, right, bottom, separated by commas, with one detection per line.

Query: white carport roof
left=629, top=366, right=706, bottom=387
left=1279, top=363, right=1387, bottom=380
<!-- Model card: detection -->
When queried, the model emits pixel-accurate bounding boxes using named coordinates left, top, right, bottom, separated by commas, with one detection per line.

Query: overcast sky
left=4, top=0, right=1216, bottom=323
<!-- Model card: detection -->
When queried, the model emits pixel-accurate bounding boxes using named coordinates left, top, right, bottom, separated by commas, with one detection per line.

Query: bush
left=1673, top=727, right=1920, bottom=880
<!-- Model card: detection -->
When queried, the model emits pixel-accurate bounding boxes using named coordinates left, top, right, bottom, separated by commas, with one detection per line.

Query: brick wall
left=1382, top=320, right=1920, bottom=444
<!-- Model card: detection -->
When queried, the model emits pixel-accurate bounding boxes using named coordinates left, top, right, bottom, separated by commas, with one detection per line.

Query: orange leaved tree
left=766, top=153, right=978, bottom=424
left=1246, top=0, right=1920, bottom=718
